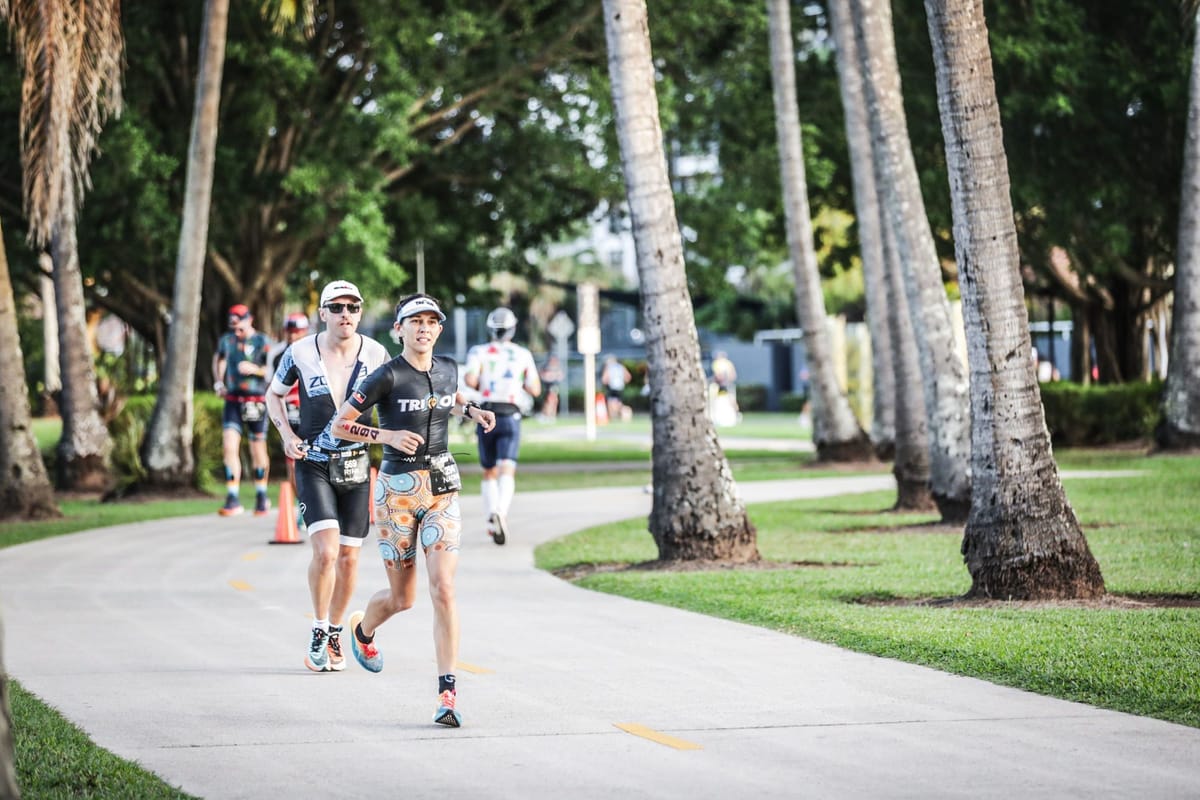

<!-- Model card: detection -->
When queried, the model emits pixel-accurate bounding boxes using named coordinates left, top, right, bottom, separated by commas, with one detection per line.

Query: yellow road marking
left=228, top=580, right=253, bottom=591
left=614, top=723, right=702, bottom=750
left=455, top=661, right=494, bottom=674
left=241, top=552, right=261, bottom=561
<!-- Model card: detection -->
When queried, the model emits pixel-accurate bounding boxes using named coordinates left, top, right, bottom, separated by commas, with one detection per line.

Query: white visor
left=396, top=296, right=446, bottom=323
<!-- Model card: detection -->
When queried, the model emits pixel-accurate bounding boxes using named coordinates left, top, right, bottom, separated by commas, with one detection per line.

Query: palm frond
left=261, top=0, right=315, bottom=38
left=8, top=0, right=123, bottom=246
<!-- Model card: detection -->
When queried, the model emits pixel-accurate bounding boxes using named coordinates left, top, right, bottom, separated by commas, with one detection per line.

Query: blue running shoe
left=433, top=690, right=461, bottom=727
left=348, top=610, right=382, bottom=673
left=304, top=627, right=329, bottom=672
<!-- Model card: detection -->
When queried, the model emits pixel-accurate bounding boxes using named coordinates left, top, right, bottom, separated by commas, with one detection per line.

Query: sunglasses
left=324, top=302, right=362, bottom=314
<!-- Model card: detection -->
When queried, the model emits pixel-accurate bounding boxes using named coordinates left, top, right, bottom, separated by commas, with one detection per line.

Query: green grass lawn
left=536, top=452, right=1200, bottom=728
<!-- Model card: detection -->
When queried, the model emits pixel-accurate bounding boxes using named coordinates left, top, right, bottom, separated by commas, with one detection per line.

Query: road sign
left=548, top=310, right=575, bottom=341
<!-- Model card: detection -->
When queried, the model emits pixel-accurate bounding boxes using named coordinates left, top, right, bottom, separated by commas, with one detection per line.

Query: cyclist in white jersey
left=463, top=307, right=541, bottom=545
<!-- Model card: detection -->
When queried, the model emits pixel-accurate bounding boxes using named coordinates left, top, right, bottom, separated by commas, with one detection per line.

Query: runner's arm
left=454, top=393, right=496, bottom=433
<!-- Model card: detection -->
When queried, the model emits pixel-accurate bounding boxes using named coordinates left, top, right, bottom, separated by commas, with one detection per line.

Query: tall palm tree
left=848, top=0, right=972, bottom=522
left=141, top=0, right=229, bottom=488
left=5, top=0, right=123, bottom=491
left=1162, top=6, right=1200, bottom=450
left=925, top=0, right=1104, bottom=599
left=827, top=0, right=896, bottom=461
left=0, top=218, right=59, bottom=520
left=602, top=0, right=759, bottom=562
left=767, top=0, right=872, bottom=463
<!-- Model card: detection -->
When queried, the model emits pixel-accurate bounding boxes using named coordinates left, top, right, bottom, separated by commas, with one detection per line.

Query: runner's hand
left=475, top=409, right=497, bottom=434
left=389, top=430, right=425, bottom=454
left=283, top=435, right=309, bottom=460
left=213, top=380, right=226, bottom=397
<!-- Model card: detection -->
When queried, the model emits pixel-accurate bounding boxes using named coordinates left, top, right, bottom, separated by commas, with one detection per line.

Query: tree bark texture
left=0, top=612, right=18, bottom=800
left=603, top=0, right=759, bottom=563
left=143, top=0, right=230, bottom=487
left=0, top=220, right=59, bottom=520
left=827, top=0, right=896, bottom=460
left=767, top=0, right=873, bottom=463
left=849, top=0, right=971, bottom=521
left=925, top=0, right=1104, bottom=599
left=51, top=179, right=113, bottom=492
left=1162, top=9, right=1200, bottom=449
left=883, top=215, right=935, bottom=511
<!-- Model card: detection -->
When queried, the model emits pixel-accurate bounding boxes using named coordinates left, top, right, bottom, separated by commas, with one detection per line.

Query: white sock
left=498, top=473, right=515, bottom=516
left=313, top=619, right=329, bottom=633
left=481, top=478, right=498, bottom=517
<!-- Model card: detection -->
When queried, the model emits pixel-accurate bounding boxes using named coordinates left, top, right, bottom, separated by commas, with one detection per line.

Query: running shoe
left=490, top=512, right=507, bottom=546
left=348, top=610, right=382, bottom=673
left=433, top=690, right=461, bottom=727
left=218, top=495, right=244, bottom=516
left=304, top=627, right=330, bottom=672
left=326, top=625, right=346, bottom=671
left=253, top=493, right=271, bottom=516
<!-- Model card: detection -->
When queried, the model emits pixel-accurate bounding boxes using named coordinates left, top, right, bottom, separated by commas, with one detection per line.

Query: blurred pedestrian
left=538, top=354, right=564, bottom=421
left=601, top=355, right=631, bottom=422
left=213, top=304, right=272, bottom=516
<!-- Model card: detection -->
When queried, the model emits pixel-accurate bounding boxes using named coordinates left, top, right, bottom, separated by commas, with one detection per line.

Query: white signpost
left=576, top=283, right=601, bottom=442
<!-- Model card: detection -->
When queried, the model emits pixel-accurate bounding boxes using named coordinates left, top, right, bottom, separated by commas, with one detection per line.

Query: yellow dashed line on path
left=455, top=661, right=494, bottom=674
left=228, top=580, right=253, bottom=591
left=614, top=723, right=702, bottom=750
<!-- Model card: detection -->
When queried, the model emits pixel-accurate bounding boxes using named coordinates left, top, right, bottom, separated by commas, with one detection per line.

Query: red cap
left=228, top=304, right=251, bottom=320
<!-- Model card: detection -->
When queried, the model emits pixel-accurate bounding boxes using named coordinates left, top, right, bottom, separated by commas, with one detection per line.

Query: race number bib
left=327, top=449, right=370, bottom=486
left=240, top=401, right=266, bottom=423
left=428, top=452, right=462, bottom=496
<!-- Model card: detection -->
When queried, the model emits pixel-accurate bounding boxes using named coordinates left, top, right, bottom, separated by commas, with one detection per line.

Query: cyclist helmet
left=486, top=307, right=518, bottom=341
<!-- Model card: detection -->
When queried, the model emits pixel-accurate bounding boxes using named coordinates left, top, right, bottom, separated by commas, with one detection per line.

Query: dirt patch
left=552, top=558, right=867, bottom=581
left=101, top=484, right=212, bottom=503
left=552, top=561, right=1198, bottom=610
left=857, top=593, right=1200, bottom=610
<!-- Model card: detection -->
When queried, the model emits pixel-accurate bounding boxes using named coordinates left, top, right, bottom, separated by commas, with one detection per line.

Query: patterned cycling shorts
left=374, top=468, right=462, bottom=569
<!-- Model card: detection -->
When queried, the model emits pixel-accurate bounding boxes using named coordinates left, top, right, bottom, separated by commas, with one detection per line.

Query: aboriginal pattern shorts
left=374, top=469, right=462, bottom=568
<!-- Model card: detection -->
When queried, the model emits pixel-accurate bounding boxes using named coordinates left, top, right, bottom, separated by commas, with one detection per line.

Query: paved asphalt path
left=1, top=474, right=1197, bottom=799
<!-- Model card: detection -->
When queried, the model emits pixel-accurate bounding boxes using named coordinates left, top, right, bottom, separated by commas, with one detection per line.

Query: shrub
left=1039, top=381, right=1162, bottom=446
left=735, top=384, right=767, bottom=412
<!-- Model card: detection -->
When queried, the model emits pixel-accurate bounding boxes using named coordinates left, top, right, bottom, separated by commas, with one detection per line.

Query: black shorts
left=222, top=398, right=269, bottom=440
left=294, top=457, right=372, bottom=545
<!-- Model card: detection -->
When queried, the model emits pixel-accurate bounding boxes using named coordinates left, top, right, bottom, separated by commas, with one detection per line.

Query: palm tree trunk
left=925, top=0, right=1103, bottom=599
left=0, top=612, right=17, bottom=800
left=849, top=0, right=971, bottom=522
left=1162, top=8, right=1200, bottom=449
left=142, top=0, right=231, bottom=487
left=767, top=0, right=873, bottom=463
left=40, top=260, right=60, bottom=415
left=603, top=0, right=759, bottom=563
left=883, top=213, right=935, bottom=510
left=828, top=0, right=896, bottom=460
left=51, top=180, right=113, bottom=492
left=0, top=219, right=59, bottom=520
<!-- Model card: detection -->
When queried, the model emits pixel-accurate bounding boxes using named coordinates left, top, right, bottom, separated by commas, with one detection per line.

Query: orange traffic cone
left=595, top=392, right=609, bottom=425
left=269, top=481, right=303, bottom=545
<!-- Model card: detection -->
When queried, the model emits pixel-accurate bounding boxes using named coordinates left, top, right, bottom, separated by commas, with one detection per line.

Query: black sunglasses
left=324, top=302, right=362, bottom=314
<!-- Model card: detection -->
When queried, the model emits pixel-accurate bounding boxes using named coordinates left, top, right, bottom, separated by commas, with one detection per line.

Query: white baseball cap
left=320, top=280, right=364, bottom=307
left=395, top=295, right=446, bottom=323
